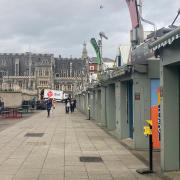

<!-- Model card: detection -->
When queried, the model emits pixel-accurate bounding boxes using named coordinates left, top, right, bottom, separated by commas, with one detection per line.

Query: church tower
left=81, top=41, right=89, bottom=85
left=82, top=42, right=88, bottom=62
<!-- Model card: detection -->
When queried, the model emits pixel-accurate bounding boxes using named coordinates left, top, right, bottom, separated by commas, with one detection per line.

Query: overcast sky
left=0, top=0, right=179, bottom=58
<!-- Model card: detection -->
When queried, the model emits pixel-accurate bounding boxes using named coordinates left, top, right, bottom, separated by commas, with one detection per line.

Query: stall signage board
left=135, top=92, right=140, bottom=100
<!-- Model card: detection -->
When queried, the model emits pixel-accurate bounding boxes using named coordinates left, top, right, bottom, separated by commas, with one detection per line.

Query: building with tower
left=0, top=43, right=88, bottom=98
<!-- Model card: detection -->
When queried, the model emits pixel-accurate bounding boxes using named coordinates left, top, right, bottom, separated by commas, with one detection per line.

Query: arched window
left=45, top=70, right=49, bottom=76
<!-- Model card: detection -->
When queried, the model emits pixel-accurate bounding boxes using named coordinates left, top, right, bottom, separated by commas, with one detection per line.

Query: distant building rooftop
left=89, top=57, right=114, bottom=64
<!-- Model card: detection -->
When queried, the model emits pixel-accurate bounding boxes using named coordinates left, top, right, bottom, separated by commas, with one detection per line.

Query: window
left=0, top=71, right=7, bottom=77
left=26, top=69, right=29, bottom=76
left=39, top=70, right=43, bottom=76
left=19, top=82, right=22, bottom=88
left=68, top=85, right=71, bottom=91
left=59, top=70, right=61, bottom=77
left=55, top=84, right=59, bottom=90
left=45, top=70, right=49, bottom=76
left=15, top=64, right=19, bottom=76
left=56, top=73, right=60, bottom=78
left=3, top=59, right=6, bottom=66
left=64, top=72, right=66, bottom=77
left=40, top=81, right=48, bottom=86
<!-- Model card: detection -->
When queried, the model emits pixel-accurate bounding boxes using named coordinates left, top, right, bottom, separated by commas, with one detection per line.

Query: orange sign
left=151, top=81, right=160, bottom=149
left=151, top=106, right=160, bottom=148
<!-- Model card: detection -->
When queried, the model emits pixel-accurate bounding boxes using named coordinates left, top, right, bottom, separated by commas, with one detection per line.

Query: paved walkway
left=0, top=104, right=161, bottom=180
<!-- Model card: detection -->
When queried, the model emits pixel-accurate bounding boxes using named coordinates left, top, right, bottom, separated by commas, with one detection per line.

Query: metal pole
left=171, top=10, right=180, bottom=26
left=149, top=124, right=153, bottom=172
left=136, top=122, right=154, bottom=174
left=88, top=108, right=90, bottom=120
left=28, top=52, right=32, bottom=89
left=138, top=0, right=142, bottom=17
left=86, top=105, right=90, bottom=120
left=100, top=36, right=103, bottom=71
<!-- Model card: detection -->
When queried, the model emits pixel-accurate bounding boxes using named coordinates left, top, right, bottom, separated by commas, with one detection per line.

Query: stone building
left=0, top=44, right=88, bottom=98
left=54, top=56, right=86, bottom=95
left=0, top=53, right=54, bottom=92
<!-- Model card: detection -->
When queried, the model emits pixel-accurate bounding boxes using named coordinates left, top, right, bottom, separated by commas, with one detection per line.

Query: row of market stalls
left=76, top=26, right=180, bottom=172
left=77, top=59, right=160, bottom=147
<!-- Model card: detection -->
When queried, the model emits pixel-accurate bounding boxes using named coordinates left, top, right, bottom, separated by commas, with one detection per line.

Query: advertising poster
left=150, top=79, right=160, bottom=149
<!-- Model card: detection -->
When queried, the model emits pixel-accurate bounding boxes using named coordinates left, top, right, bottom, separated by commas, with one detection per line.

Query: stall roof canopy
left=149, top=26, right=180, bottom=51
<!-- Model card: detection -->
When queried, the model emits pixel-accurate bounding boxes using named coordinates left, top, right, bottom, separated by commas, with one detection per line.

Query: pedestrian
left=74, top=99, right=77, bottom=110
left=70, top=99, right=74, bottom=113
left=66, top=99, right=70, bottom=113
left=52, top=99, right=56, bottom=109
left=46, top=98, right=52, bottom=117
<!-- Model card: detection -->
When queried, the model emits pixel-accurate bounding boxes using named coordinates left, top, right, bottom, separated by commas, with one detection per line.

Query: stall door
left=127, top=80, right=133, bottom=139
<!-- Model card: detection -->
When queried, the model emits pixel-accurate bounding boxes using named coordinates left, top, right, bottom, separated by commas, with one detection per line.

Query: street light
left=99, top=31, right=108, bottom=71
left=171, top=8, right=180, bottom=27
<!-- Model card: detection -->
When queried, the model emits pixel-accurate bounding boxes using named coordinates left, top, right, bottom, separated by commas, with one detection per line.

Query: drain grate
left=79, top=156, right=103, bottom=163
left=25, top=133, right=44, bottom=137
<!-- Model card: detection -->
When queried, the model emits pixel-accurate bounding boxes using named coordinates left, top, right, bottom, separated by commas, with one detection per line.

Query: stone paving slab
left=0, top=104, right=163, bottom=180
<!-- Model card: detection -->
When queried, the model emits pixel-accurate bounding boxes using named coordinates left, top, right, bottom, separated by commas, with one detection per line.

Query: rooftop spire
left=82, top=41, right=88, bottom=60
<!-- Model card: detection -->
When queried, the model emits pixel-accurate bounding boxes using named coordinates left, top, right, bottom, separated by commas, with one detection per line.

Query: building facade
left=0, top=50, right=87, bottom=98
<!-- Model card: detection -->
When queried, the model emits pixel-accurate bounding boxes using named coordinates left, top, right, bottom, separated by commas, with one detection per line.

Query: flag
left=126, top=0, right=139, bottom=28
left=90, top=38, right=101, bottom=64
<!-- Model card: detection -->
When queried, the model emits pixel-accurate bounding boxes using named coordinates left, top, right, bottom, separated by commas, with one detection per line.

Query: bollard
left=88, top=106, right=90, bottom=120
left=86, top=105, right=91, bottom=120
left=149, top=122, right=153, bottom=172
left=136, top=120, right=154, bottom=174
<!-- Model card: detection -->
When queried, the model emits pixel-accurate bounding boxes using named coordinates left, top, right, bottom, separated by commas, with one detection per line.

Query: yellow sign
left=146, top=120, right=152, bottom=126
left=144, top=126, right=152, bottom=136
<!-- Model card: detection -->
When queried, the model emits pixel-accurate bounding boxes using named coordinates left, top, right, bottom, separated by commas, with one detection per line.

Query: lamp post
left=99, top=32, right=108, bottom=72
left=28, top=52, right=32, bottom=90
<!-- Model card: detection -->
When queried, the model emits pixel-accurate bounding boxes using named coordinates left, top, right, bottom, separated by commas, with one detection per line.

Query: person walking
left=46, top=98, right=52, bottom=117
left=52, top=99, right=56, bottom=109
left=74, top=99, right=77, bottom=110
left=70, top=99, right=75, bottom=113
left=66, top=99, right=70, bottom=113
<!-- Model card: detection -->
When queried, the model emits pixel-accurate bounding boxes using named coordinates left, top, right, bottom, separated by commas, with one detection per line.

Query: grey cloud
left=0, top=0, right=178, bottom=58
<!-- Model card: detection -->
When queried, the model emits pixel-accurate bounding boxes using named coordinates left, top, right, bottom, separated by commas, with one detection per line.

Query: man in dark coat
left=46, top=98, right=52, bottom=117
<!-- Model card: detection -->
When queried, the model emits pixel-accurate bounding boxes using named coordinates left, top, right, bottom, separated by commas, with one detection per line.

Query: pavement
left=0, top=104, right=165, bottom=180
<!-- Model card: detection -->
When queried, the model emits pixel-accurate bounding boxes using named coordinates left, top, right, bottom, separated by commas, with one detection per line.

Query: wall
left=0, top=91, right=38, bottom=107
left=133, top=73, right=150, bottom=149
left=115, top=81, right=129, bottom=139
left=106, top=84, right=116, bottom=130
left=89, top=91, right=95, bottom=119
left=100, top=87, right=106, bottom=126
left=161, top=40, right=180, bottom=66
left=22, top=93, right=37, bottom=101
left=148, top=60, right=160, bottom=78
left=160, top=65, right=180, bottom=171
left=0, top=92, right=22, bottom=107
left=97, top=90, right=101, bottom=123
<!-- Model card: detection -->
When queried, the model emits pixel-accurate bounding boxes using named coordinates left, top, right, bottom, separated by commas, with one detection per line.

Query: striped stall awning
left=149, top=26, right=180, bottom=51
